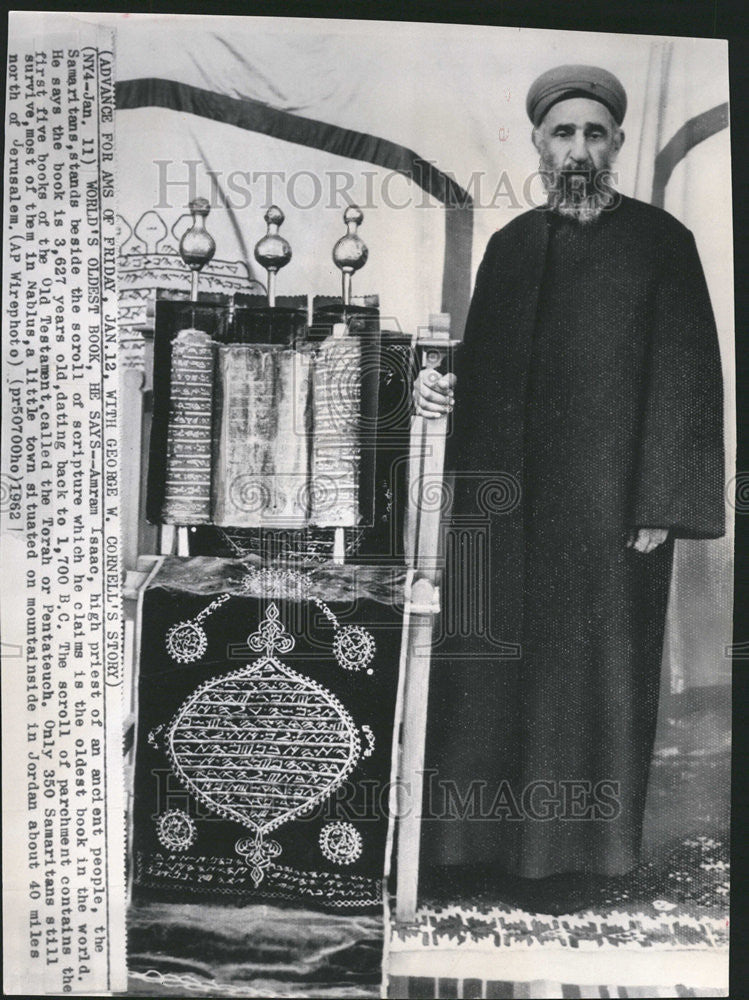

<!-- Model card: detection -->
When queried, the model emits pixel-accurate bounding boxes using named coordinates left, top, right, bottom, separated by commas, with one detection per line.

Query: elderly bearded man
left=416, top=66, right=725, bottom=911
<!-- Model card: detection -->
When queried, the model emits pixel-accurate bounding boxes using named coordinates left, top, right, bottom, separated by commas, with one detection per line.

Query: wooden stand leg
left=396, top=576, right=440, bottom=922
left=394, top=329, right=456, bottom=923
left=333, top=527, right=345, bottom=564
left=158, top=524, right=176, bottom=555
left=176, top=526, right=190, bottom=556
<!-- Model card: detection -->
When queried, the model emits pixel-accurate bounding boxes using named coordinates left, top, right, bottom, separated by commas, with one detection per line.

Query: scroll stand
left=160, top=198, right=216, bottom=556
left=395, top=314, right=458, bottom=922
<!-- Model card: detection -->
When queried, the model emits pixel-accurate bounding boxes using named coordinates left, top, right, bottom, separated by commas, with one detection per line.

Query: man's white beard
left=539, top=152, right=618, bottom=224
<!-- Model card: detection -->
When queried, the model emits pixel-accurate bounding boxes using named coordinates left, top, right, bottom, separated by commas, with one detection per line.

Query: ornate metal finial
left=332, top=205, right=368, bottom=307
left=254, top=205, right=292, bottom=307
left=179, top=197, right=216, bottom=299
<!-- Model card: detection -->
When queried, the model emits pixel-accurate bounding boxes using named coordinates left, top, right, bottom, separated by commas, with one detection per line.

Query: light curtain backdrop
left=113, top=15, right=733, bottom=692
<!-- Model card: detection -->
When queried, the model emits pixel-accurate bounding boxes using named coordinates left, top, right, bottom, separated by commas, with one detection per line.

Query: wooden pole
left=395, top=322, right=456, bottom=922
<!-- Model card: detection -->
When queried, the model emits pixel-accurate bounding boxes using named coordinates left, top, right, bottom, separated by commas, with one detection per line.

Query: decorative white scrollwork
left=361, top=724, right=375, bottom=758
left=235, top=834, right=283, bottom=887
left=165, top=594, right=231, bottom=664
left=165, top=621, right=208, bottom=664
left=156, top=809, right=197, bottom=852
left=313, top=598, right=376, bottom=674
left=241, top=567, right=312, bottom=601
left=247, top=601, right=296, bottom=656
left=319, top=822, right=363, bottom=866
left=333, top=625, right=376, bottom=673
left=165, top=603, right=362, bottom=886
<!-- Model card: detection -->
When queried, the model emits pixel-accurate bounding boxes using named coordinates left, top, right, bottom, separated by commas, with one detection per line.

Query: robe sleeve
left=631, top=225, right=725, bottom=538
left=445, top=233, right=501, bottom=475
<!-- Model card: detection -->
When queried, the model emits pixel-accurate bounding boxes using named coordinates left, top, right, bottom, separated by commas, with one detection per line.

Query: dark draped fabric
left=421, top=196, right=724, bottom=879
left=131, top=563, right=404, bottom=909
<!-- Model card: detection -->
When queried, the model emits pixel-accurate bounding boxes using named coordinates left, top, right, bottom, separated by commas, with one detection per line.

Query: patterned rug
left=384, top=978, right=726, bottom=997
left=387, top=686, right=730, bottom=999
left=387, top=835, right=729, bottom=999
left=417, top=834, right=729, bottom=918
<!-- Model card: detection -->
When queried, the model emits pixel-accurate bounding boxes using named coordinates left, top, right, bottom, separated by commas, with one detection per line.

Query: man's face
left=532, top=97, right=624, bottom=221
left=534, top=97, right=623, bottom=174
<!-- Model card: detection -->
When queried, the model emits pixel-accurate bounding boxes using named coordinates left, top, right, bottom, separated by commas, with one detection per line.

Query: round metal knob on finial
left=179, top=197, right=217, bottom=273
left=344, top=205, right=363, bottom=226
left=265, top=205, right=284, bottom=227
left=333, top=205, right=368, bottom=306
left=333, top=205, right=368, bottom=274
left=254, top=205, right=292, bottom=306
left=254, top=205, right=292, bottom=274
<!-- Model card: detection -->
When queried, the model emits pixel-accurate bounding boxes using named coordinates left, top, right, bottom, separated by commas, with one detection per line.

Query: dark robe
left=421, top=196, right=725, bottom=879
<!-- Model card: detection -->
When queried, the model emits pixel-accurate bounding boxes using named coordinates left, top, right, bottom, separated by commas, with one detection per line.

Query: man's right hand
left=413, top=370, right=456, bottom=418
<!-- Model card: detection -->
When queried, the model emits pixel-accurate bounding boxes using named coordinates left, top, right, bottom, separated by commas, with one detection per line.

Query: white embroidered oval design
left=166, top=603, right=362, bottom=884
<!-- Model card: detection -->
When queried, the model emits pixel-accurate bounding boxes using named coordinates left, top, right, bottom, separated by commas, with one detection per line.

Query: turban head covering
left=526, top=65, right=627, bottom=126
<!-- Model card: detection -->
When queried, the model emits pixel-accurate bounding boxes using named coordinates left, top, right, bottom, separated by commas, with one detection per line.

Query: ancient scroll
left=212, top=344, right=312, bottom=527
